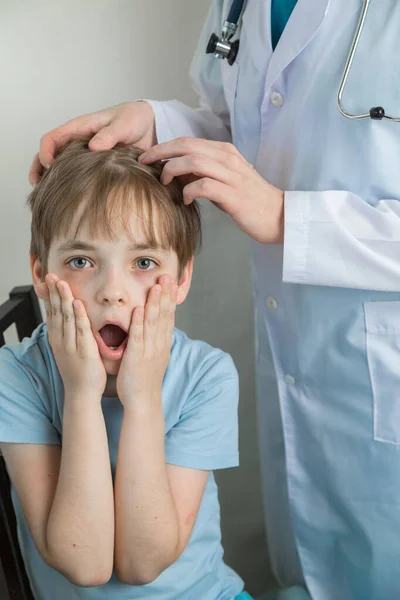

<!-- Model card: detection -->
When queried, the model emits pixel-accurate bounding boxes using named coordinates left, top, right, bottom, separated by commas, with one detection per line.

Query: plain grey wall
left=0, top=1, right=273, bottom=596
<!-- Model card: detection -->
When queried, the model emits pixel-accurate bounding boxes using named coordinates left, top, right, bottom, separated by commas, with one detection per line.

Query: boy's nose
left=97, top=281, right=129, bottom=306
left=101, top=293, right=128, bottom=305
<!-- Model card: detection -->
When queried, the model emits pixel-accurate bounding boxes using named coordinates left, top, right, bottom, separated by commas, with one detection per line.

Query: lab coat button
left=266, top=296, right=278, bottom=309
left=270, top=92, right=284, bottom=107
left=284, top=374, right=295, bottom=385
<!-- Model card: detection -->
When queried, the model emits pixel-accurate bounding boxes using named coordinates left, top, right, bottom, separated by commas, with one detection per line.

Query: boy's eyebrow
left=56, top=240, right=165, bottom=253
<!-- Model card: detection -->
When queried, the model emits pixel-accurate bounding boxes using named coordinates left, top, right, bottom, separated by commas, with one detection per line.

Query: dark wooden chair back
left=0, top=286, right=42, bottom=600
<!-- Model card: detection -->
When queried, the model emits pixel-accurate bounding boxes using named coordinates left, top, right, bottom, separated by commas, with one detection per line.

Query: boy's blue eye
left=67, top=257, right=91, bottom=269
left=136, top=258, right=157, bottom=270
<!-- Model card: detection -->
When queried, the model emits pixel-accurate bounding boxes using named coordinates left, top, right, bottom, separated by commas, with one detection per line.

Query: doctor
left=30, top=1, right=400, bottom=598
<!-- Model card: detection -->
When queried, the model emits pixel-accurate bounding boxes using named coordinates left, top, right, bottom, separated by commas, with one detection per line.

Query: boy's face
left=31, top=208, right=193, bottom=384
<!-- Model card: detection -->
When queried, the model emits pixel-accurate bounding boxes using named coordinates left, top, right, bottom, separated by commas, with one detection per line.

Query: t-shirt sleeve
left=0, top=346, right=60, bottom=446
left=165, top=351, right=239, bottom=471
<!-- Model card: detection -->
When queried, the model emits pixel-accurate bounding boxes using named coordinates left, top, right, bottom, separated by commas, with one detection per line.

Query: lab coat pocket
left=364, top=301, right=400, bottom=445
left=221, top=59, right=239, bottom=137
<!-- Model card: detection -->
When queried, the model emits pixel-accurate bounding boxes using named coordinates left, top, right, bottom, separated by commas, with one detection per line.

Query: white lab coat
left=148, top=1, right=400, bottom=598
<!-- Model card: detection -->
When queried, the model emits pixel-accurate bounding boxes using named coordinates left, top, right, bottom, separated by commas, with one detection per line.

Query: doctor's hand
left=139, top=137, right=284, bottom=245
left=29, top=101, right=156, bottom=186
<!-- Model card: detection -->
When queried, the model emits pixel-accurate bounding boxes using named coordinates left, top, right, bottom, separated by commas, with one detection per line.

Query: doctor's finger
left=182, top=178, right=235, bottom=210
left=161, top=154, right=237, bottom=187
left=139, top=137, right=238, bottom=165
left=38, top=109, right=115, bottom=170
left=28, top=153, right=45, bottom=186
left=88, top=121, right=136, bottom=152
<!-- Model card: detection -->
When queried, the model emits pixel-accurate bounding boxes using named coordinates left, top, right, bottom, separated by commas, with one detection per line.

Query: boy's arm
left=0, top=398, right=114, bottom=587
left=0, top=276, right=115, bottom=586
left=114, top=276, right=239, bottom=585
left=114, top=401, right=209, bottom=585
left=114, top=277, right=209, bottom=583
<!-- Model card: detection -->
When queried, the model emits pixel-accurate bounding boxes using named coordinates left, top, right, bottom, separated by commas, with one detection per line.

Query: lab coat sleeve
left=283, top=190, right=400, bottom=291
left=144, top=0, right=232, bottom=144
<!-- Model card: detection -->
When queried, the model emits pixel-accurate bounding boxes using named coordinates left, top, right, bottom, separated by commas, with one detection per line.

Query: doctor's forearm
left=148, top=99, right=232, bottom=145
left=46, top=397, right=114, bottom=586
left=114, top=402, right=180, bottom=585
left=283, top=190, right=400, bottom=290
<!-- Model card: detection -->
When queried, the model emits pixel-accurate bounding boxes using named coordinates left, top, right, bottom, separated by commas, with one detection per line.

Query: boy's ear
left=176, top=258, right=194, bottom=305
left=30, top=255, right=45, bottom=298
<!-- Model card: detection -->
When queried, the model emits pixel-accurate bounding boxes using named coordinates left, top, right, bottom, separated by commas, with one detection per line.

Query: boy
left=0, top=139, right=251, bottom=599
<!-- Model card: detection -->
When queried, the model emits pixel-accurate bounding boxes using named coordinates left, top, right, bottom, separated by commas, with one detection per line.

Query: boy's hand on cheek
left=116, top=275, right=178, bottom=408
left=38, top=274, right=107, bottom=401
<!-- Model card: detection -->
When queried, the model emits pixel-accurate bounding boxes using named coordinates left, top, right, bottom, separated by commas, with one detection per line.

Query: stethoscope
left=206, top=0, right=245, bottom=65
left=207, top=0, right=400, bottom=122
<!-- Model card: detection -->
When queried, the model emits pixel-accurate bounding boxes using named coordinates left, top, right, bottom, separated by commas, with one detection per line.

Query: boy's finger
left=144, top=284, right=161, bottom=356
left=165, top=284, right=178, bottom=344
left=157, top=277, right=173, bottom=346
left=73, top=300, right=96, bottom=356
left=130, top=306, right=144, bottom=357
left=36, top=282, right=52, bottom=320
left=46, top=274, right=62, bottom=345
left=57, top=281, right=76, bottom=353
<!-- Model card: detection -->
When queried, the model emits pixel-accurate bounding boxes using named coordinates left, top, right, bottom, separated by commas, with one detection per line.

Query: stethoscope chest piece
left=206, top=0, right=245, bottom=65
left=206, top=30, right=240, bottom=65
left=206, top=21, right=240, bottom=65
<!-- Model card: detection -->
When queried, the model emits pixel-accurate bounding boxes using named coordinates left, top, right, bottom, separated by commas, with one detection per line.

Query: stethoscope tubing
left=337, top=0, right=400, bottom=121
left=227, top=0, right=246, bottom=26
left=213, top=0, right=400, bottom=122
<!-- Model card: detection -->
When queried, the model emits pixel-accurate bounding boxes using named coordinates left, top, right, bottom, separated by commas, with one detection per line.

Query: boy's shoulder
left=171, top=327, right=238, bottom=381
left=163, top=329, right=239, bottom=471
left=166, top=327, right=239, bottom=413
left=0, top=323, right=61, bottom=446
left=0, top=323, right=53, bottom=376
left=0, top=322, right=60, bottom=417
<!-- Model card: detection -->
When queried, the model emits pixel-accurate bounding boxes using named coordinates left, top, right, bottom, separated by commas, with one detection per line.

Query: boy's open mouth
left=95, top=323, right=129, bottom=361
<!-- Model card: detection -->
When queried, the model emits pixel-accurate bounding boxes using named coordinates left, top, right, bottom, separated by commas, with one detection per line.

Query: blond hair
left=28, top=138, right=201, bottom=279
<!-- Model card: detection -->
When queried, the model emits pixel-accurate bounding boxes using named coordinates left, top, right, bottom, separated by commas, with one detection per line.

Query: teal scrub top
left=271, top=0, right=298, bottom=49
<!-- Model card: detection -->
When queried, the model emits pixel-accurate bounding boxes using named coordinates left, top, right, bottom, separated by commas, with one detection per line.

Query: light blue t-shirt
left=0, top=323, right=244, bottom=600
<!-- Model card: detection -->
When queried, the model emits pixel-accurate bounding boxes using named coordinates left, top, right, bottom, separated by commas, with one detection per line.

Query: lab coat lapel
left=265, top=0, right=331, bottom=89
